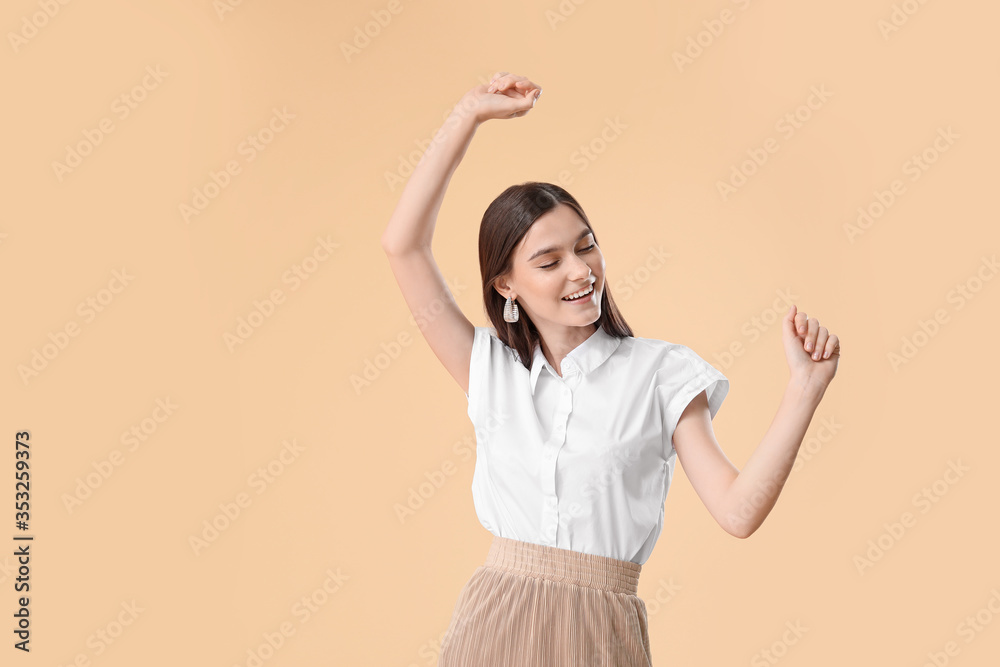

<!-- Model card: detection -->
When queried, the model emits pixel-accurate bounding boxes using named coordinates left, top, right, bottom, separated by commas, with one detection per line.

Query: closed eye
left=540, top=244, right=595, bottom=269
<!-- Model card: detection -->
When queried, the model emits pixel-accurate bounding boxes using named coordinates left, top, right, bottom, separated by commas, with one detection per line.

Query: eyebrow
left=527, top=229, right=594, bottom=263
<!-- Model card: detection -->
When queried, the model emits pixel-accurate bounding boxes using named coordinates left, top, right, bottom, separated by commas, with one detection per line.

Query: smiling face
left=496, top=203, right=605, bottom=328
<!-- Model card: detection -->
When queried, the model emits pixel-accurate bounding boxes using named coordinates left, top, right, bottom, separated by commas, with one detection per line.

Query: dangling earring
left=503, top=295, right=519, bottom=322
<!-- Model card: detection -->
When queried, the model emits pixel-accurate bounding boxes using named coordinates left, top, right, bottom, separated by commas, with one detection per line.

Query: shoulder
left=617, top=335, right=731, bottom=438
left=624, top=333, right=726, bottom=383
left=621, top=333, right=698, bottom=366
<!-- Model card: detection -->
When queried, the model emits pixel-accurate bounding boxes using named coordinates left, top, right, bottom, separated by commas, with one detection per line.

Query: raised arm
left=674, top=304, right=840, bottom=539
left=379, top=72, right=542, bottom=396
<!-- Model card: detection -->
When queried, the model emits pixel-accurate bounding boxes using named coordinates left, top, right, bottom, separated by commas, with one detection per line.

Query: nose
left=566, top=254, right=593, bottom=280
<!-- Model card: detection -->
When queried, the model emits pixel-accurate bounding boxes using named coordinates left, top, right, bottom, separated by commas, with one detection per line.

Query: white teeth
left=562, top=284, right=594, bottom=300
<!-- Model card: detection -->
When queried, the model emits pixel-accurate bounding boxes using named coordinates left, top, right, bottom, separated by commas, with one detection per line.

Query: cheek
left=524, top=274, right=563, bottom=303
left=591, top=257, right=605, bottom=284
left=591, top=250, right=605, bottom=272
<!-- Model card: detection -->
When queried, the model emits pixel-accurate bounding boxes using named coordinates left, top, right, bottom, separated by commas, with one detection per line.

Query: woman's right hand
left=455, top=71, right=542, bottom=124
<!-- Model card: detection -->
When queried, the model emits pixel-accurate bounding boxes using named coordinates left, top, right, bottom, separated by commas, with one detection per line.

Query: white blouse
left=463, top=322, right=729, bottom=565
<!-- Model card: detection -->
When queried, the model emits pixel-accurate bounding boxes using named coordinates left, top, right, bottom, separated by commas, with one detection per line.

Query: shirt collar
left=529, top=323, right=622, bottom=395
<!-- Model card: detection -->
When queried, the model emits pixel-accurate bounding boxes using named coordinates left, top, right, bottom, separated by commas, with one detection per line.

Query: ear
left=492, top=276, right=514, bottom=300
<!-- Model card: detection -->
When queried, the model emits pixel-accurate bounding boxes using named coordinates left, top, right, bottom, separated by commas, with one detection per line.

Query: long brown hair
left=478, top=182, right=634, bottom=370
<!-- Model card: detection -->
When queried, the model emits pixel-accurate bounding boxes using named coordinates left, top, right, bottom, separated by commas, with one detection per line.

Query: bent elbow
left=380, top=234, right=397, bottom=254
left=725, top=517, right=757, bottom=539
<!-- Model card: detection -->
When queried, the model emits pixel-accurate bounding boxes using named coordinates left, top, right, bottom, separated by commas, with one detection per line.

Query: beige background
left=3, top=0, right=999, bottom=665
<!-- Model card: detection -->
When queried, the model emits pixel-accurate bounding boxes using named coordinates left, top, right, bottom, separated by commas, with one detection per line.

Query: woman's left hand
left=782, top=304, right=840, bottom=390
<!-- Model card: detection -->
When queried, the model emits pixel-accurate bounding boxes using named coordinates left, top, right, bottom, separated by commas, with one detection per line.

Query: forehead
left=517, top=205, right=592, bottom=255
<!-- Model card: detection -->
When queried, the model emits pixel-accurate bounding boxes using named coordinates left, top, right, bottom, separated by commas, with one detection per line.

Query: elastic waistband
left=484, top=536, right=641, bottom=595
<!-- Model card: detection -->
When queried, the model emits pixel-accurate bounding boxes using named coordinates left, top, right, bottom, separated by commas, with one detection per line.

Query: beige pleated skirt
left=438, top=535, right=652, bottom=666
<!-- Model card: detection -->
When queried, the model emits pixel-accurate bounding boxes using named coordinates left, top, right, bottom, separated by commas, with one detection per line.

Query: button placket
left=540, top=376, right=573, bottom=545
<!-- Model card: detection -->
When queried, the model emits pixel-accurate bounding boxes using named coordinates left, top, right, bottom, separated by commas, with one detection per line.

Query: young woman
left=381, top=72, right=840, bottom=667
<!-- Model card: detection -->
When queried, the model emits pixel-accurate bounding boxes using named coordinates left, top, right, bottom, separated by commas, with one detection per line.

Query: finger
left=489, top=73, right=521, bottom=93
left=784, top=304, right=799, bottom=338
left=517, top=82, right=542, bottom=103
left=805, top=317, right=819, bottom=353
left=513, top=93, right=539, bottom=114
left=823, top=334, right=840, bottom=359
left=795, top=311, right=808, bottom=336
left=496, top=75, right=529, bottom=92
left=518, top=82, right=542, bottom=101
left=812, top=327, right=829, bottom=361
left=494, top=93, right=538, bottom=119
left=487, top=72, right=509, bottom=93
left=507, top=82, right=539, bottom=105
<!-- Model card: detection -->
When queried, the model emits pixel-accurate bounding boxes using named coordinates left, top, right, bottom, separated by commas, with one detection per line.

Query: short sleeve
left=465, top=326, right=494, bottom=422
left=658, top=346, right=730, bottom=457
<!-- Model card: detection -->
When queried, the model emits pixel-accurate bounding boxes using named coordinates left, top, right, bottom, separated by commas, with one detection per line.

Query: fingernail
left=805, top=342, right=812, bottom=351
